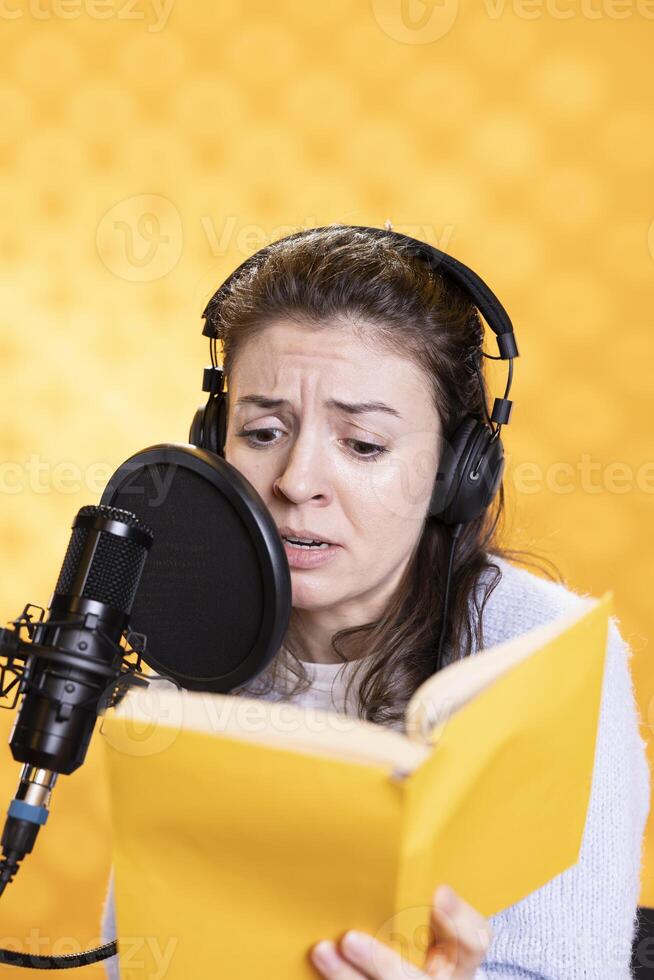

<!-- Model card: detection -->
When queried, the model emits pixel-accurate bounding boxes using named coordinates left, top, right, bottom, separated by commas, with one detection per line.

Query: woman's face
left=224, top=319, right=441, bottom=621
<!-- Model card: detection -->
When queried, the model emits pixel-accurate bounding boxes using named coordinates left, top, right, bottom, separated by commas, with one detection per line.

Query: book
left=99, top=589, right=613, bottom=978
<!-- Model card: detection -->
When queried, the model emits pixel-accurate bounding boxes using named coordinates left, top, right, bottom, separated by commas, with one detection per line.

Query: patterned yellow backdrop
left=0, top=0, right=652, bottom=974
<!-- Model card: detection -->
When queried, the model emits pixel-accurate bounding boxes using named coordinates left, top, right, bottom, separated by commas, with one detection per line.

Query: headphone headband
left=201, top=224, right=519, bottom=361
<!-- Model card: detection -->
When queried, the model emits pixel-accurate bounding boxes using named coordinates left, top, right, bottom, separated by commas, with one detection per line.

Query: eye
left=235, top=429, right=389, bottom=462
left=236, top=427, right=283, bottom=448
left=347, top=439, right=389, bottom=462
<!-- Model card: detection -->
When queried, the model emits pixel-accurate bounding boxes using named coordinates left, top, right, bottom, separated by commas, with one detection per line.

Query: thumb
left=424, top=885, right=492, bottom=978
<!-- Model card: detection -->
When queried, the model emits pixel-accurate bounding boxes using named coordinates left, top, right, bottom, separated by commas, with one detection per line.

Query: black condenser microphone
left=0, top=504, right=153, bottom=894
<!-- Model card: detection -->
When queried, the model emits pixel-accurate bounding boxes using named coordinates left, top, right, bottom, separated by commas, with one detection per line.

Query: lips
left=277, top=525, right=336, bottom=546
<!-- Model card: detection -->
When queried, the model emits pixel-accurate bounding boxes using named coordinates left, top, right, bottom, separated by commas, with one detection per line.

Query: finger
left=428, top=886, right=492, bottom=974
left=426, top=886, right=493, bottom=974
left=310, top=939, right=368, bottom=979
left=337, top=930, right=425, bottom=980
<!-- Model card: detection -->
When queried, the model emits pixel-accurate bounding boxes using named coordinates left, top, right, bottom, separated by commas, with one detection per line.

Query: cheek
left=362, top=443, right=438, bottom=526
left=223, top=446, right=273, bottom=507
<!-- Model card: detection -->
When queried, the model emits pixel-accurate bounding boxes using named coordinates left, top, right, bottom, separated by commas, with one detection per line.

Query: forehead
left=230, top=319, right=434, bottom=413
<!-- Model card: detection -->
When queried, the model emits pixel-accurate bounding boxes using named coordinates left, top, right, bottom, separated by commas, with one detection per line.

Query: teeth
left=283, top=536, right=329, bottom=550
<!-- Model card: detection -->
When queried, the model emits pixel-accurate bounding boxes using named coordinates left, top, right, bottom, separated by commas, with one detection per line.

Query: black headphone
left=188, top=225, right=519, bottom=667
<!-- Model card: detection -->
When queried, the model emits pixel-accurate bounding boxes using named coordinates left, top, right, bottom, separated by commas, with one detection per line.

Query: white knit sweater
left=100, top=555, right=651, bottom=979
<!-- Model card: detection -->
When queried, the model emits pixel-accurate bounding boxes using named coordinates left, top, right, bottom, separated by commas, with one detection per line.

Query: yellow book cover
left=99, top=590, right=613, bottom=978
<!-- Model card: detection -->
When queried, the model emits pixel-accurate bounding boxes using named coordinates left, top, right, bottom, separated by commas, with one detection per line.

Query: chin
left=290, top=583, right=334, bottom=609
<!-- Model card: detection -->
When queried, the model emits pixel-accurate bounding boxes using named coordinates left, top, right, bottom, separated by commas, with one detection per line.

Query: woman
left=101, top=224, right=649, bottom=978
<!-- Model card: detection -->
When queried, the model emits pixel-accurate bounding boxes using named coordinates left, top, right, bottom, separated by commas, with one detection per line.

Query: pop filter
left=99, top=444, right=291, bottom=693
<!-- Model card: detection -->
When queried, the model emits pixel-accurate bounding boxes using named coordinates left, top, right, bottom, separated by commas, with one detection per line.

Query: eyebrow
left=234, top=394, right=403, bottom=420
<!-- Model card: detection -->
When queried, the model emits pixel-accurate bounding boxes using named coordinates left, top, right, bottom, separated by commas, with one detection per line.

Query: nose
left=272, top=430, right=332, bottom=507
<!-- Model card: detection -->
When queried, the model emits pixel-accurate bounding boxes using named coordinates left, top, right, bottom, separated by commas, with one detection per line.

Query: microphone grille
left=54, top=504, right=154, bottom=615
left=78, top=503, right=153, bottom=533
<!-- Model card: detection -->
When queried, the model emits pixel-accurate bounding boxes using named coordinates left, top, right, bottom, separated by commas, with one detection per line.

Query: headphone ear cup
left=429, top=417, right=504, bottom=525
left=456, top=424, right=504, bottom=524
left=188, top=386, right=228, bottom=457
left=198, top=395, right=223, bottom=457
left=189, top=406, right=206, bottom=448
left=215, top=392, right=228, bottom=458
left=429, top=416, right=477, bottom=522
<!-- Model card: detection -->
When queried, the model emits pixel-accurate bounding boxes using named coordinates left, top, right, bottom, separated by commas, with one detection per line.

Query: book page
left=106, top=594, right=603, bottom=771
left=404, top=594, right=599, bottom=743
left=108, top=685, right=430, bottom=774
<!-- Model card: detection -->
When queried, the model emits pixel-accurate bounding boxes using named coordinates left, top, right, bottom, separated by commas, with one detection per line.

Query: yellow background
left=0, top=0, right=652, bottom=974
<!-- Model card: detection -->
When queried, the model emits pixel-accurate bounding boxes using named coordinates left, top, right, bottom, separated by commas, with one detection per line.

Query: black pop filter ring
left=100, top=443, right=292, bottom=693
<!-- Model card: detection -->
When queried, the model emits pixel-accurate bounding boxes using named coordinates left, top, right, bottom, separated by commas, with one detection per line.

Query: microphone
left=0, top=445, right=291, bottom=969
left=0, top=504, right=154, bottom=894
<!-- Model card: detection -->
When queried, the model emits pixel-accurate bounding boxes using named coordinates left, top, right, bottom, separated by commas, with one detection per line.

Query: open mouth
left=281, top=536, right=332, bottom=551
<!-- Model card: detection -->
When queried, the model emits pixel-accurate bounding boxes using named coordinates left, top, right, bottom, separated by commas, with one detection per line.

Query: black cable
left=473, top=357, right=493, bottom=429
left=436, top=522, right=464, bottom=671
left=0, top=941, right=117, bottom=969
left=503, top=356, right=513, bottom=401
left=0, top=825, right=118, bottom=967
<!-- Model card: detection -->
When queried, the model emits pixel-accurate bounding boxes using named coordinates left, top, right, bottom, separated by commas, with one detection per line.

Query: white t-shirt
left=272, top=657, right=365, bottom=717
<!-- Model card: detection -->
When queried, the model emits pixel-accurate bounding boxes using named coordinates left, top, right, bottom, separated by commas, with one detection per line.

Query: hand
left=309, top=884, right=492, bottom=979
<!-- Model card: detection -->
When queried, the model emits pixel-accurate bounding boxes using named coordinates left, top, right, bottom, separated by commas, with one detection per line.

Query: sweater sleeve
left=474, top=615, right=651, bottom=980
left=100, top=869, right=120, bottom=980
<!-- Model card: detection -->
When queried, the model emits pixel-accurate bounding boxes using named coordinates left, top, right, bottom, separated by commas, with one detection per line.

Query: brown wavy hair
left=203, top=224, right=563, bottom=729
